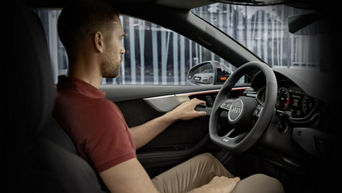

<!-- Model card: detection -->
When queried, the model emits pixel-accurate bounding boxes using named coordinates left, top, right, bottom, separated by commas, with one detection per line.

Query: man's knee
left=233, top=174, right=284, bottom=193
left=194, top=153, right=218, bottom=164
left=193, top=153, right=233, bottom=177
left=253, top=174, right=283, bottom=191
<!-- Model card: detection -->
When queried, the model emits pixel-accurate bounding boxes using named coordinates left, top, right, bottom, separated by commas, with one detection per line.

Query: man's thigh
left=152, top=153, right=233, bottom=193
left=232, top=174, right=284, bottom=193
left=151, top=153, right=284, bottom=193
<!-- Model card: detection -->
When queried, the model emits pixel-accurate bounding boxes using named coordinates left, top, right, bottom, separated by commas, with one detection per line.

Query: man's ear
left=94, top=32, right=104, bottom=53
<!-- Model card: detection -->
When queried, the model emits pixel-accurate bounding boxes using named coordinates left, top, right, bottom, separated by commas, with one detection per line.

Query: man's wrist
left=162, top=111, right=179, bottom=123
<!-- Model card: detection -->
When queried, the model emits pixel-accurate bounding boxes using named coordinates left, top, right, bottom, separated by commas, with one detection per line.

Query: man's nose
left=120, top=48, right=125, bottom=55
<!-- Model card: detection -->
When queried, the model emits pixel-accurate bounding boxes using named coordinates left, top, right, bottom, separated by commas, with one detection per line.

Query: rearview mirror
left=187, top=61, right=232, bottom=85
left=288, top=13, right=326, bottom=35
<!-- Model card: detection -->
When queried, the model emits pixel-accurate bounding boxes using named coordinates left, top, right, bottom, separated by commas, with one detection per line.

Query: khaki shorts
left=152, top=153, right=284, bottom=193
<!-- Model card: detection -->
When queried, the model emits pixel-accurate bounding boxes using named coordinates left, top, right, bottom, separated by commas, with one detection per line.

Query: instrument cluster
left=256, top=84, right=317, bottom=121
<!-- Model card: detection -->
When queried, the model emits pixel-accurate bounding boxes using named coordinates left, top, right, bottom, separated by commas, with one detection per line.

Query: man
left=54, top=0, right=284, bottom=193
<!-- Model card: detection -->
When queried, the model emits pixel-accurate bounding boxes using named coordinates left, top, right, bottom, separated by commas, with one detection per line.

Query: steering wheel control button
left=220, top=100, right=234, bottom=110
left=254, top=105, right=263, bottom=118
left=228, top=99, right=244, bottom=123
left=222, top=138, right=230, bottom=142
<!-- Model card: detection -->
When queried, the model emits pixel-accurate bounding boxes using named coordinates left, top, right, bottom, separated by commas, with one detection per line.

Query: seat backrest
left=32, top=119, right=107, bottom=193
left=8, top=1, right=107, bottom=192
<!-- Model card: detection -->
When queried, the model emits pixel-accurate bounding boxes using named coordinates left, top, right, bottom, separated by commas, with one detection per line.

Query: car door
left=102, top=84, right=248, bottom=177
left=103, top=85, right=213, bottom=176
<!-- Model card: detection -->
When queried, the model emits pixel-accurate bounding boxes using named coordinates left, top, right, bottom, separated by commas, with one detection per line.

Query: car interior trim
left=144, top=87, right=249, bottom=112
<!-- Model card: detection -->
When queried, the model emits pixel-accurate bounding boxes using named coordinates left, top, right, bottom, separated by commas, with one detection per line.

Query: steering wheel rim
left=209, top=61, right=277, bottom=152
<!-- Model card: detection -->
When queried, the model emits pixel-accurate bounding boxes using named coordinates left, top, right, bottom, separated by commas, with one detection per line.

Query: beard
left=102, top=67, right=120, bottom=78
left=101, top=55, right=121, bottom=78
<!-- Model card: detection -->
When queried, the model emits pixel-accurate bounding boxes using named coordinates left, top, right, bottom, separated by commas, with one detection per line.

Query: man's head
left=58, top=0, right=125, bottom=78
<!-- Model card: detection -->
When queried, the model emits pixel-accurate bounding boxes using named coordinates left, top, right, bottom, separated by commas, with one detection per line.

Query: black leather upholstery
left=8, top=1, right=107, bottom=192
left=32, top=120, right=107, bottom=193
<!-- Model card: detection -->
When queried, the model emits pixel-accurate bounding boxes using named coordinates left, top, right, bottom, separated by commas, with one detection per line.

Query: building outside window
left=36, top=3, right=323, bottom=85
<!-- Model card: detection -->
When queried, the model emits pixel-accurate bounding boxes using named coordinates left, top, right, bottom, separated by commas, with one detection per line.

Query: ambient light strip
left=144, top=87, right=249, bottom=113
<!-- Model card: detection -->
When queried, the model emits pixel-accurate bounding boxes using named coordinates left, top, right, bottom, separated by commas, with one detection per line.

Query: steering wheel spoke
left=222, top=131, right=248, bottom=144
left=253, top=103, right=264, bottom=118
left=224, top=128, right=235, bottom=138
left=219, top=99, right=236, bottom=111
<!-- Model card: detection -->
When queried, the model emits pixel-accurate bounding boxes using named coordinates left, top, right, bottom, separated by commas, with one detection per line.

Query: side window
left=36, top=10, right=234, bottom=85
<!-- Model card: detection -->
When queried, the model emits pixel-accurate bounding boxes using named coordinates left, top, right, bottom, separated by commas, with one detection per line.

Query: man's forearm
left=129, top=112, right=177, bottom=149
left=129, top=98, right=206, bottom=149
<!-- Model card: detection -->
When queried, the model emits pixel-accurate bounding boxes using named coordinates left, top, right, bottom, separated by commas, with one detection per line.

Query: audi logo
left=231, top=106, right=242, bottom=114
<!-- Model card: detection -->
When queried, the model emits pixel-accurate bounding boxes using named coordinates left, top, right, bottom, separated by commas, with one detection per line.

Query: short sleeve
left=82, top=99, right=136, bottom=172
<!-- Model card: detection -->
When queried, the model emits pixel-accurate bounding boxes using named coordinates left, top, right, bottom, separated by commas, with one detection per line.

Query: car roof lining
left=155, top=0, right=213, bottom=9
left=27, top=0, right=318, bottom=10
left=27, top=0, right=212, bottom=9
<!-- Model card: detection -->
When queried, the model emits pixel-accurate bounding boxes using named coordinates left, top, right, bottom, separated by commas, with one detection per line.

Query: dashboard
left=251, top=68, right=326, bottom=124
left=185, top=68, right=331, bottom=170
left=256, top=81, right=317, bottom=121
left=249, top=68, right=333, bottom=166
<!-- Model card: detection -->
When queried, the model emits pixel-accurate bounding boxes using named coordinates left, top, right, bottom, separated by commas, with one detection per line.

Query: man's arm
left=100, top=158, right=240, bottom=193
left=129, top=98, right=206, bottom=149
left=99, top=158, right=159, bottom=193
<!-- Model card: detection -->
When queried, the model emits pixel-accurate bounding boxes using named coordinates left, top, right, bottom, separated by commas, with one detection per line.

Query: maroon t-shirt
left=54, top=75, right=136, bottom=172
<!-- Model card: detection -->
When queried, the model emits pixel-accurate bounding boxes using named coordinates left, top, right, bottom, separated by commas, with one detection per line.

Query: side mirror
left=187, top=61, right=231, bottom=85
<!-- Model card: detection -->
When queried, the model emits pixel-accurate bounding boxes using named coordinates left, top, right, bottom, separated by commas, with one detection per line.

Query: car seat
left=7, top=1, right=108, bottom=192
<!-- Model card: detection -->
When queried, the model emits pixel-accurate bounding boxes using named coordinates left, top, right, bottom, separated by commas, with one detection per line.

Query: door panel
left=115, top=98, right=210, bottom=151
left=101, top=85, right=247, bottom=176
left=100, top=85, right=222, bottom=102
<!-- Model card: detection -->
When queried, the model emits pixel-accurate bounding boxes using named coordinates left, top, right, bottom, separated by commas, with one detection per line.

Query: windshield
left=192, top=3, right=324, bottom=70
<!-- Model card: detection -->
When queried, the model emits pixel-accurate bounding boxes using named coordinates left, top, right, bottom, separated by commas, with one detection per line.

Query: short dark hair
left=57, top=0, right=120, bottom=60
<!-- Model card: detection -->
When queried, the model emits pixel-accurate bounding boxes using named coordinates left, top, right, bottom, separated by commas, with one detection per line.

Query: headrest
left=9, top=1, right=55, bottom=136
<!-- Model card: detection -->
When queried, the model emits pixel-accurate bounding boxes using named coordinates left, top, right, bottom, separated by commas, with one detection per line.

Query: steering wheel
left=209, top=61, right=277, bottom=152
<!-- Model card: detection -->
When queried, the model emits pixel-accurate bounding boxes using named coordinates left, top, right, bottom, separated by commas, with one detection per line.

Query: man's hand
left=165, top=98, right=207, bottom=121
left=130, top=98, right=207, bottom=149
left=190, top=176, right=240, bottom=193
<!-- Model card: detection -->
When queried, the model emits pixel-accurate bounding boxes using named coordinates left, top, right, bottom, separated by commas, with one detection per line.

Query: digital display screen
left=289, top=94, right=302, bottom=108
left=275, top=86, right=316, bottom=119
left=288, top=87, right=304, bottom=118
